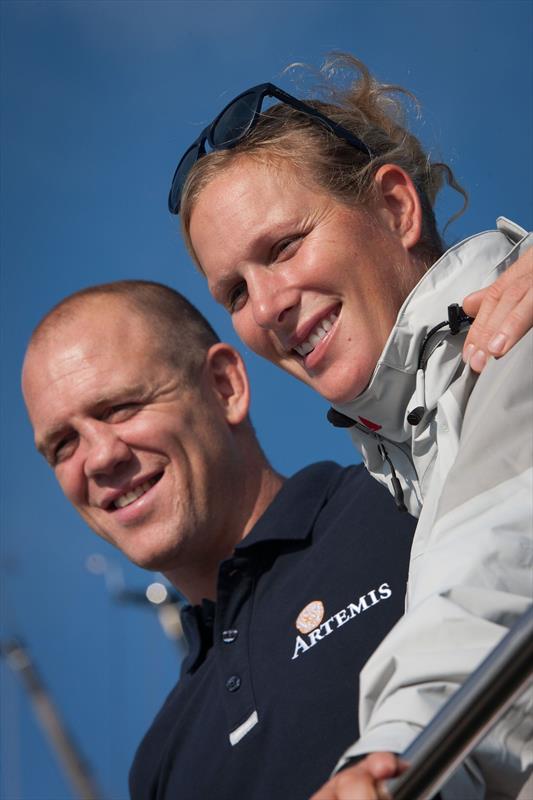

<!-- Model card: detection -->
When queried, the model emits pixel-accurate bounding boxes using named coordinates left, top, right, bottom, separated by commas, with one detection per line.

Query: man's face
left=22, top=298, right=239, bottom=573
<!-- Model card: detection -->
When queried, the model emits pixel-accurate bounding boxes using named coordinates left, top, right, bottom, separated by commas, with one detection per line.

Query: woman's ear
left=204, top=343, right=250, bottom=425
left=373, top=164, right=422, bottom=251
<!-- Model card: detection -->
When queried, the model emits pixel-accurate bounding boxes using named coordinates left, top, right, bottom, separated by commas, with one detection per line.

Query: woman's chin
left=279, top=356, right=369, bottom=406
left=310, top=376, right=369, bottom=407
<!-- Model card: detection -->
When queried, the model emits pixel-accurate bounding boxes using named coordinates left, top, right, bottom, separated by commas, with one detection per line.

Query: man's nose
left=248, top=272, right=299, bottom=330
left=83, top=421, right=132, bottom=478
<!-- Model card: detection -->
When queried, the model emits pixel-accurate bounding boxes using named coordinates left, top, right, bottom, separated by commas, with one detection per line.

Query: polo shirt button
left=222, top=629, right=239, bottom=643
left=227, top=567, right=241, bottom=578
left=225, top=675, right=241, bottom=692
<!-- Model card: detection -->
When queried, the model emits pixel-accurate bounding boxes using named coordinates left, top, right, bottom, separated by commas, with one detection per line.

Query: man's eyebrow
left=35, top=383, right=148, bottom=456
left=36, top=424, right=72, bottom=457
left=91, top=383, right=148, bottom=406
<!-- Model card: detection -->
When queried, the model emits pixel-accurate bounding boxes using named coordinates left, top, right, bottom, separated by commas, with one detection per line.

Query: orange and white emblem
left=295, top=600, right=325, bottom=634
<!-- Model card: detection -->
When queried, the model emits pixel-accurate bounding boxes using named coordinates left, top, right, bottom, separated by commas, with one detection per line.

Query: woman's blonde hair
left=180, top=53, right=467, bottom=265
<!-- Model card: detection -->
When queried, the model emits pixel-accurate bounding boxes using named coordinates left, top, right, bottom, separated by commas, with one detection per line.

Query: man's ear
left=373, top=164, right=422, bottom=251
left=204, top=343, right=250, bottom=425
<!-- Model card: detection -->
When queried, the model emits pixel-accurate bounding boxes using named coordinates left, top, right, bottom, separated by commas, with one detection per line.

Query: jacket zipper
left=351, top=421, right=416, bottom=513
left=377, top=442, right=407, bottom=512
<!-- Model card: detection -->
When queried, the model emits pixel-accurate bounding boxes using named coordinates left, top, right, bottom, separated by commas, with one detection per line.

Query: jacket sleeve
left=335, top=331, right=533, bottom=799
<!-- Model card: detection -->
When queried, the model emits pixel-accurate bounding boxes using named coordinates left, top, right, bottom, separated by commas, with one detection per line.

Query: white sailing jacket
left=331, top=218, right=533, bottom=798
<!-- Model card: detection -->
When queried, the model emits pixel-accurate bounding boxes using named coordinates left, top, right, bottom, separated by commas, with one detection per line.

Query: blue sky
left=1, top=1, right=531, bottom=798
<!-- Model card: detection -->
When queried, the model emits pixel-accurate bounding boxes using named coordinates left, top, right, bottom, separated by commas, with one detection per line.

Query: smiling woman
left=188, top=156, right=427, bottom=404
left=172, top=53, right=533, bottom=799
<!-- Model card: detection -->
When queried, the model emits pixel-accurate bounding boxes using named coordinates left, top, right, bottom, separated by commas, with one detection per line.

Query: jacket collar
left=331, top=220, right=527, bottom=444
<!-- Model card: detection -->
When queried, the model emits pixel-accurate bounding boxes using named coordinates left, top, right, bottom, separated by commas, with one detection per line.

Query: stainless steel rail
left=385, top=605, right=533, bottom=800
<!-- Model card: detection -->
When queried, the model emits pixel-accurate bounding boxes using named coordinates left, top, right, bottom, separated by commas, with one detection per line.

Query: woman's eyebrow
left=209, top=273, right=240, bottom=300
left=209, top=220, right=306, bottom=296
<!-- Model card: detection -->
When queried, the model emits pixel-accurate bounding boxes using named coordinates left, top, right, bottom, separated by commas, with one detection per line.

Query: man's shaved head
left=28, top=280, right=220, bottom=382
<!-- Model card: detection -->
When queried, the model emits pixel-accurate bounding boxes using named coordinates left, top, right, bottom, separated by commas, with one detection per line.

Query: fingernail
left=488, top=333, right=507, bottom=355
left=470, top=349, right=487, bottom=373
left=463, top=343, right=475, bottom=363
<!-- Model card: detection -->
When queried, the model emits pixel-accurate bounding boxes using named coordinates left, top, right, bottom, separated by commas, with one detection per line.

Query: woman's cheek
left=233, top=313, right=258, bottom=352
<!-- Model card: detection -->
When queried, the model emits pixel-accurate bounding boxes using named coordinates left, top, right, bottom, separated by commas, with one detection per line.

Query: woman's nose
left=248, top=272, right=300, bottom=330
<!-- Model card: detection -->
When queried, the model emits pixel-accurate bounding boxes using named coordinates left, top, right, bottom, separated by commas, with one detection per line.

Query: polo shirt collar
left=180, top=599, right=215, bottom=675
left=236, top=461, right=343, bottom=550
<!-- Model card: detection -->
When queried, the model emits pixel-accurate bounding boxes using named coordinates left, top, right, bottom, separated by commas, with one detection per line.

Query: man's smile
left=100, top=472, right=164, bottom=513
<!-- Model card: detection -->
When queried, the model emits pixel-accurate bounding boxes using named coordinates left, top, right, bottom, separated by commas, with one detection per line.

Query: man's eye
left=272, top=235, right=303, bottom=261
left=103, top=403, right=140, bottom=422
left=53, top=435, right=77, bottom=464
left=228, top=282, right=248, bottom=313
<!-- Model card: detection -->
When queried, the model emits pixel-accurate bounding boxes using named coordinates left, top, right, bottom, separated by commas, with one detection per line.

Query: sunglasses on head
left=168, top=82, right=374, bottom=215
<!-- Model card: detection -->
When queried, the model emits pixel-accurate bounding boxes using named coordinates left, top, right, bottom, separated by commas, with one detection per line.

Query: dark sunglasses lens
left=211, top=91, right=260, bottom=147
left=169, top=144, right=200, bottom=213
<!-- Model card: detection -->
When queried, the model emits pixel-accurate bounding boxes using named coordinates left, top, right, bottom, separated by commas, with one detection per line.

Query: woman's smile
left=190, top=157, right=419, bottom=404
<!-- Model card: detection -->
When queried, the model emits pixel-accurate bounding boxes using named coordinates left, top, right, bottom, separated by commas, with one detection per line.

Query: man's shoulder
left=290, top=461, right=417, bottom=539
left=290, top=459, right=402, bottom=498
left=287, top=460, right=365, bottom=491
left=284, top=460, right=384, bottom=515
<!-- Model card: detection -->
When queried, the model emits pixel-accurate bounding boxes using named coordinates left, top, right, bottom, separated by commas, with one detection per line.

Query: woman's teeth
left=294, top=311, right=338, bottom=357
left=114, top=477, right=158, bottom=509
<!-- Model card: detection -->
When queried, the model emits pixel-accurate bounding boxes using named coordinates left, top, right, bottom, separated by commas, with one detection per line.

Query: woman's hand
left=462, top=248, right=533, bottom=372
left=310, top=752, right=404, bottom=800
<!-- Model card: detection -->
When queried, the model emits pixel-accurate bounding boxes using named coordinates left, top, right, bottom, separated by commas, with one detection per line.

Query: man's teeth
left=114, top=478, right=158, bottom=509
left=294, top=312, right=338, bottom=357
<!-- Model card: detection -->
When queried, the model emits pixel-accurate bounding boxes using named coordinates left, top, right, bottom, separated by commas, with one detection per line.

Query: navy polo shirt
left=129, top=462, right=416, bottom=800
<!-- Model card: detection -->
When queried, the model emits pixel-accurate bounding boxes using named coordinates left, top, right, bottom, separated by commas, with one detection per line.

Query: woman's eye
left=228, top=282, right=248, bottom=313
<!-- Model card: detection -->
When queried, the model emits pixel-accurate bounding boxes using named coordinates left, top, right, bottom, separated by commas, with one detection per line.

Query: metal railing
left=1, top=639, right=103, bottom=800
left=385, top=604, right=533, bottom=800
left=3, top=602, right=531, bottom=799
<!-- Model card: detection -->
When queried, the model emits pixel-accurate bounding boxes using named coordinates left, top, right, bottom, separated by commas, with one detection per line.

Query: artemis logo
left=291, top=582, right=392, bottom=661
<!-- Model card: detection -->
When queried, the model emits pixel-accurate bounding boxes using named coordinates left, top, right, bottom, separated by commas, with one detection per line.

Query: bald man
left=22, top=280, right=416, bottom=800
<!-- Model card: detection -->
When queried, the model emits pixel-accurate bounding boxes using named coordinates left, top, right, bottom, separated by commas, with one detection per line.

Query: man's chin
left=126, top=542, right=184, bottom=574
left=84, top=518, right=183, bottom=572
